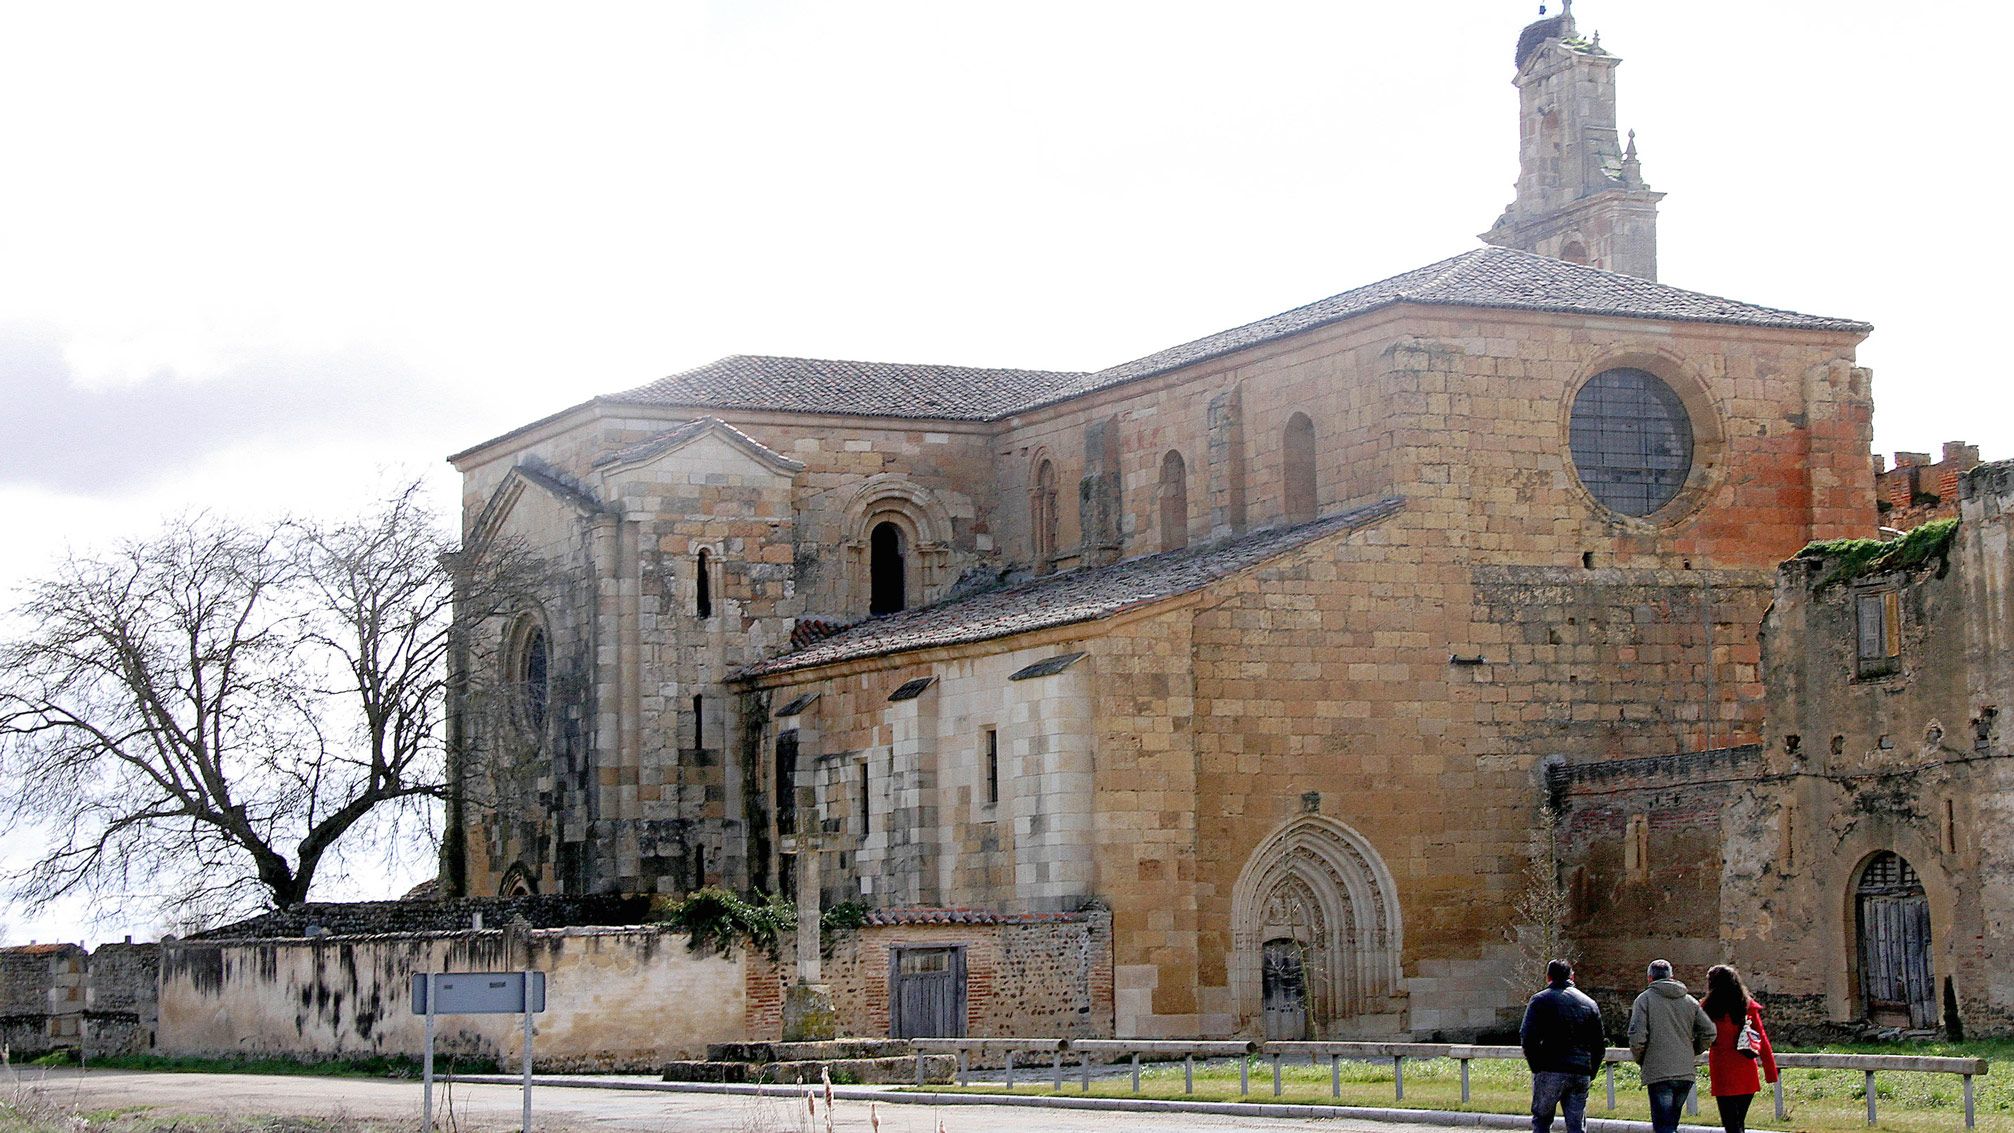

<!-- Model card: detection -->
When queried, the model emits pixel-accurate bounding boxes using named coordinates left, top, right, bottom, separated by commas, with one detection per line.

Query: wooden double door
left=889, top=946, right=967, bottom=1038
left=1856, top=852, right=1936, bottom=1029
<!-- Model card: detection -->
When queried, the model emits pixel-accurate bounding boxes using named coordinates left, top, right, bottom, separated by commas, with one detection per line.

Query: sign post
left=411, top=970, right=547, bottom=1133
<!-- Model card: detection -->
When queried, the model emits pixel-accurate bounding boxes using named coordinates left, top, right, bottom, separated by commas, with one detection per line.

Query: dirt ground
left=11, top=1068, right=1430, bottom=1132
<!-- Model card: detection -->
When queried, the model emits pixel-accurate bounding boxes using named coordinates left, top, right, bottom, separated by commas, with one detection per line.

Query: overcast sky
left=2, top=1, right=2007, bottom=944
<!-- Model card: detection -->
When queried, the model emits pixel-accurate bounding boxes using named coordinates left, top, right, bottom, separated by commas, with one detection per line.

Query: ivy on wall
left=657, top=887, right=868, bottom=958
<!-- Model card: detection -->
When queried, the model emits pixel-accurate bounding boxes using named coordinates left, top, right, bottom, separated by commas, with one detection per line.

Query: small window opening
left=1159, top=450, right=1189, bottom=552
left=1785, top=734, right=1801, bottom=755
left=1032, top=459, right=1058, bottom=569
left=695, top=549, right=713, bottom=618
left=857, top=758, right=872, bottom=838
left=1857, top=590, right=1902, bottom=677
left=775, top=730, right=800, bottom=833
left=984, top=728, right=1000, bottom=807
left=692, top=844, right=706, bottom=890
left=1943, top=797, right=1958, bottom=854
left=870, top=521, right=907, bottom=615
left=1582, top=551, right=1596, bottom=570
left=692, top=694, right=704, bottom=750
left=1831, top=735, right=1846, bottom=755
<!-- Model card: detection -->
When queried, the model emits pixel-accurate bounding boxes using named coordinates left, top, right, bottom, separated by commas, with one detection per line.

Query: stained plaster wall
left=157, top=927, right=747, bottom=1069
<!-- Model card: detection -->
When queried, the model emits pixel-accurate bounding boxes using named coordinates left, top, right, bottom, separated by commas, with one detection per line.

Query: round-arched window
left=1568, top=367, right=1695, bottom=517
left=512, top=621, right=550, bottom=736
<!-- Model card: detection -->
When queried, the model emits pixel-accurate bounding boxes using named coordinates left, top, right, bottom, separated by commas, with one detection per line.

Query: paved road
left=21, top=1069, right=1448, bottom=1132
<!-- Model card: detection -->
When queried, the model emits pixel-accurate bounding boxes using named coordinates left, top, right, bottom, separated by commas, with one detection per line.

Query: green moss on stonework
left=1795, top=518, right=1958, bottom=590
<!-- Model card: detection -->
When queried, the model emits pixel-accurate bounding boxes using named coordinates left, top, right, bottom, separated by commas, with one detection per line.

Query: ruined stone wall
left=0, top=944, right=84, bottom=1056
left=156, top=927, right=748, bottom=1069
left=81, top=941, right=160, bottom=1055
left=1715, top=461, right=2014, bottom=1037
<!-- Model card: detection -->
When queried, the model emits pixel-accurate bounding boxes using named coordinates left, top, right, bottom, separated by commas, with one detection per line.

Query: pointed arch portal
left=1230, top=815, right=1404, bottom=1037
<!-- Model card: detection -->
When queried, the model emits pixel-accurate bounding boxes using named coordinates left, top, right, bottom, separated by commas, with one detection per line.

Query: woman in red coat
left=1703, top=964, right=1779, bottom=1133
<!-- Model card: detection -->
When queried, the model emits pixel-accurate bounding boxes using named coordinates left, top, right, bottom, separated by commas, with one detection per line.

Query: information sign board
left=409, top=970, right=546, bottom=1015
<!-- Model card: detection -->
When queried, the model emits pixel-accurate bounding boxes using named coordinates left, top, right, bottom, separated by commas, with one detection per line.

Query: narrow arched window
left=1560, top=239, right=1590, bottom=265
left=510, top=620, right=550, bottom=737
left=870, top=521, right=907, bottom=614
left=695, top=549, right=713, bottom=619
left=1159, top=450, right=1188, bottom=552
left=1032, top=460, right=1058, bottom=570
left=1284, top=412, right=1317, bottom=524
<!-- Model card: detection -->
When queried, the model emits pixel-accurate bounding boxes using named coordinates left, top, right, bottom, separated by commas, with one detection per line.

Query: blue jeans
left=1648, top=1079, right=1695, bottom=1133
left=1532, top=1070, right=1592, bottom=1133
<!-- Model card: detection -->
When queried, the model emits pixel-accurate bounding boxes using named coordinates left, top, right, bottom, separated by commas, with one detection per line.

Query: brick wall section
left=1552, top=747, right=1760, bottom=1007
left=1875, top=442, right=1978, bottom=530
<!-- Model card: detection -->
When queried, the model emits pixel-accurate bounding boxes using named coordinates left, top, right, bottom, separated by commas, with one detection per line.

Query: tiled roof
left=739, top=497, right=1404, bottom=679
left=602, top=355, right=1089, bottom=421
left=1034, top=247, right=1871, bottom=408
left=602, top=248, right=1869, bottom=423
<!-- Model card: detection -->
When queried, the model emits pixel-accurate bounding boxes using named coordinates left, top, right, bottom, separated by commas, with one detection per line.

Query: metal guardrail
left=905, top=1038, right=1990, bottom=1128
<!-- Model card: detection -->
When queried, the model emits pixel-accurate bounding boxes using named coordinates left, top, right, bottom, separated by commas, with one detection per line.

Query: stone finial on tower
left=1483, top=7, right=1665, bottom=278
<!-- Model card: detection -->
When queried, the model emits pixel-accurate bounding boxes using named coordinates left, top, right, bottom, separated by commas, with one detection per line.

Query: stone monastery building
left=447, top=8, right=1998, bottom=1038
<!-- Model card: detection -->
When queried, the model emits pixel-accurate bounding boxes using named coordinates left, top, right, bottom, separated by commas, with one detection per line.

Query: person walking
left=1703, top=964, right=1778, bottom=1133
left=1628, top=959, right=1715, bottom=1133
left=1520, top=959, right=1609, bottom=1133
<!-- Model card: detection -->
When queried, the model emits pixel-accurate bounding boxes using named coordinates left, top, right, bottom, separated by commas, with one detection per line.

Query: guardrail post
left=1052, top=1049, right=1063, bottom=1092
left=1462, top=1059, right=1473, bottom=1104
left=1080, top=1050, right=1091, bottom=1093
left=1773, top=1076, right=1785, bottom=1121
left=1239, top=1055, right=1250, bottom=1097
left=1964, top=1073, right=1975, bottom=1130
left=1332, top=1054, right=1341, bottom=1099
left=1184, top=1054, right=1194, bottom=1095
left=957, top=1051, right=968, bottom=1087
left=1605, top=1063, right=1616, bottom=1111
left=914, top=1052, right=924, bottom=1087
left=1004, top=1051, right=1014, bottom=1090
left=1394, top=1055, right=1405, bottom=1101
left=1272, top=1053, right=1283, bottom=1097
left=1865, top=1069, right=1876, bottom=1126
left=1131, top=1053, right=1140, bottom=1094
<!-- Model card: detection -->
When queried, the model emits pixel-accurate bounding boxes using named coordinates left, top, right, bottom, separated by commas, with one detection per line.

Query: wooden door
left=1261, top=938, right=1309, bottom=1041
left=1857, top=853, right=1936, bottom=1029
left=890, top=946, right=966, bottom=1038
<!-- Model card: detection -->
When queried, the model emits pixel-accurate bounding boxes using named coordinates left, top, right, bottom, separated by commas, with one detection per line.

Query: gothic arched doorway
left=1855, top=852, right=1935, bottom=1028
left=1230, top=815, right=1404, bottom=1037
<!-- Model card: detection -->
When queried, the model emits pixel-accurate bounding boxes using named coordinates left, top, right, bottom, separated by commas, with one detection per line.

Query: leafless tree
left=0, top=483, right=536, bottom=920
left=1504, top=798, right=1580, bottom=995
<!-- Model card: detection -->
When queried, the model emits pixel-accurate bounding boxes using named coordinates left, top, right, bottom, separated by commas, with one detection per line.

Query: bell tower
left=1481, top=1, right=1663, bottom=279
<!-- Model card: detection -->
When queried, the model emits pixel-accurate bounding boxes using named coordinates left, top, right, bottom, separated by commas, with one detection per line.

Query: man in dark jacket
left=1521, top=959, right=1608, bottom=1133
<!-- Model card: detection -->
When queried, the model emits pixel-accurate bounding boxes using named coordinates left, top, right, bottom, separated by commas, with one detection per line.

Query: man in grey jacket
left=1628, top=959, right=1715, bottom=1133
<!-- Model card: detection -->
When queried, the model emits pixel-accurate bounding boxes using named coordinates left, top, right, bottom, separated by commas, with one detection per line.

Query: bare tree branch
left=0, top=483, right=539, bottom=922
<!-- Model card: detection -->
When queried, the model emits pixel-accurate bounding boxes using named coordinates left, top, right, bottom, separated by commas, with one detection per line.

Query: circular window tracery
left=1568, top=367, right=1695, bottom=517
left=506, top=618, right=551, bottom=738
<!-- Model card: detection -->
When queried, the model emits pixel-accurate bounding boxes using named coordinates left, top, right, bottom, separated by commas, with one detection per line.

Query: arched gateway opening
left=1231, top=815, right=1404, bottom=1038
left=1855, top=851, right=1936, bottom=1028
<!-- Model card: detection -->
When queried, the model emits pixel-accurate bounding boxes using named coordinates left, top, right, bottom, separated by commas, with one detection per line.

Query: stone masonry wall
left=743, top=911, right=1113, bottom=1041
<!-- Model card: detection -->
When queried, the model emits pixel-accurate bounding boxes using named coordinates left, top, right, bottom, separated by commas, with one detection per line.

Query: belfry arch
left=1229, top=814, right=1405, bottom=1037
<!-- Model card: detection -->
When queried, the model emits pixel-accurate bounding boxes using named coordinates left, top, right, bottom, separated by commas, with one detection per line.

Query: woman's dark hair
left=1703, top=963, right=1751, bottom=1020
